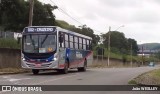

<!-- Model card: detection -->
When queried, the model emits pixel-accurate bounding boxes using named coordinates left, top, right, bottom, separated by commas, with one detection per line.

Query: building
left=137, top=49, right=158, bottom=58
left=0, top=31, right=21, bottom=40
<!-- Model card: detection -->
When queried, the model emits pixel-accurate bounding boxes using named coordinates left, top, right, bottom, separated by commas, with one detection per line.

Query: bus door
left=58, top=32, right=66, bottom=69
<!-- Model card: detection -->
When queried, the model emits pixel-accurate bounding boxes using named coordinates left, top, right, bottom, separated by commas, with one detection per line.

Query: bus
left=21, top=26, right=93, bottom=74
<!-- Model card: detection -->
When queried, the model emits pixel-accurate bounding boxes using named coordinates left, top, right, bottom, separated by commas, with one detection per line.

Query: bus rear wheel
left=78, top=59, right=87, bottom=72
left=32, top=69, right=39, bottom=75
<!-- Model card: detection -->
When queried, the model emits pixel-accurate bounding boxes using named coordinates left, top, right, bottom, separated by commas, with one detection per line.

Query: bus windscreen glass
left=23, top=34, right=56, bottom=53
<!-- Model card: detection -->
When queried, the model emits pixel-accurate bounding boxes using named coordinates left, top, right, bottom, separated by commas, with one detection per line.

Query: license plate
left=35, top=64, right=41, bottom=67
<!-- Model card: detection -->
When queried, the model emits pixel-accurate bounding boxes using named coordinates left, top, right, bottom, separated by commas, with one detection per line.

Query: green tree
left=33, top=0, right=57, bottom=26
left=0, top=0, right=28, bottom=31
left=102, top=31, right=138, bottom=55
left=0, top=0, right=57, bottom=32
left=102, top=31, right=128, bottom=54
left=127, top=38, right=139, bottom=55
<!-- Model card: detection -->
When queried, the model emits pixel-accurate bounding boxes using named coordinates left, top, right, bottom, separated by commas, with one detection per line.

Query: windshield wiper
left=29, top=35, right=36, bottom=50
left=40, top=35, right=48, bottom=47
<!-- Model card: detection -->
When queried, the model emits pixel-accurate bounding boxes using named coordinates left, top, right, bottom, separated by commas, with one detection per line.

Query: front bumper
left=21, top=60, right=59, bottom=69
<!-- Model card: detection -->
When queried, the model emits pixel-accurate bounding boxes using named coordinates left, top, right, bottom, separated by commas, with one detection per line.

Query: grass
left=128, top=80, right=137, bottom=85
left=0, top=68, right=30, bottom=75
left=128, top=69, right=160, bottom=85
left=0, top=38, right=20, bottom=49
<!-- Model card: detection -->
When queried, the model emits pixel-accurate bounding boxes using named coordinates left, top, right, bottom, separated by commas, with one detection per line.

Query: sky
left=39, top=0, right=160, bottom=44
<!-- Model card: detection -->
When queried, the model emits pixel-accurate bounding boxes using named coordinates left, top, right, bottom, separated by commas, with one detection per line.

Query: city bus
left=21, top=26, right=93, bottom=74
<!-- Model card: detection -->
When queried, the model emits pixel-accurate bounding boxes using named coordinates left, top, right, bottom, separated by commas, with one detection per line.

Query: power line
left=49, top=0, right=83, bottom=25
left=49, top=0, right=103, bottom=34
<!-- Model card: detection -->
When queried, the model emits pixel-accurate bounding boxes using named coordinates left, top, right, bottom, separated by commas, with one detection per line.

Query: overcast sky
left=40, top=0, right=160, bottom=44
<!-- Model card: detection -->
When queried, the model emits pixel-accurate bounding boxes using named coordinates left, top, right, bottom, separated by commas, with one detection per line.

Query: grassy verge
left=128, top=69, right=160, bottom=85
left=0, top=68, right=30, bottom=75
left=0, top=38, right=20, bottom=49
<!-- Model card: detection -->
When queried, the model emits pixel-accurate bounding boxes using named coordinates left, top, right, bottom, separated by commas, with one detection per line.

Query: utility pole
left=29, top=0, right=34, bottom=26
left=107, top=25, right=124, bottom=66
left=142, top=45, right=144, bottom=65
left=107, top=26, right=111, bottom=66
left=130, top=43, right=133, bottom=67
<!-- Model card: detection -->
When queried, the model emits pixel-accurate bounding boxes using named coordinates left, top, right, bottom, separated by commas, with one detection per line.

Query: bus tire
left=59, top=62, right=69, bottom=74
left=32, top=69, right=39, bottom=75
left=78, top=59, right=87, bottom=72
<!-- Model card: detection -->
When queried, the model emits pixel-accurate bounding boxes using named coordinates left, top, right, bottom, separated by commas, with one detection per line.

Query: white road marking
left=0, top=78, right=31, bottom=82
left=2, top=76, right=10, bottom=79
left=9, top=78, right=31, bottom=82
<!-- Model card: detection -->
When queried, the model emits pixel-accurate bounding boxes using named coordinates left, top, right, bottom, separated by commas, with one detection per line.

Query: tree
left=32, top=0, right=57, bottom=26
left=127, top=38, right=139, bottom=55
left=102, top=31, right=138, bottom=55
left=0, top=0, right=57, bottom=32
left=0, top=0, right=28, bottom=32
left=102, top=31, right=128, bottom=54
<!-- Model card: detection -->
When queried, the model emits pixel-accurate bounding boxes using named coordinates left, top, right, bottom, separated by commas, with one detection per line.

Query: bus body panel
left=58, top=47, right=66, bottom=69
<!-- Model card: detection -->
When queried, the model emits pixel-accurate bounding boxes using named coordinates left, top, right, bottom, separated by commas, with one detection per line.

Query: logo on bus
left=76, top=52, right=83, bottom=59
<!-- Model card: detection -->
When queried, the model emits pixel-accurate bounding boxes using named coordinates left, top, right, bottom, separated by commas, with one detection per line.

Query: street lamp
left=107, top=25, right=124, bottom=66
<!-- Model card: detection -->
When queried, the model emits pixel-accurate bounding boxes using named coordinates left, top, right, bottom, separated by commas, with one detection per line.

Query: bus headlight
left=21, top=54, right=26, bottom=61
left=53, top=58, right=57, bottom=61
left=53, top=53, right=58, bottom=61
left=22, top=58, right=26, bottom=61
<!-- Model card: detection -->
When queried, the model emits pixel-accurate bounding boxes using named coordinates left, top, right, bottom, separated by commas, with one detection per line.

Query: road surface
left=0, top=66, right=160, bottom=94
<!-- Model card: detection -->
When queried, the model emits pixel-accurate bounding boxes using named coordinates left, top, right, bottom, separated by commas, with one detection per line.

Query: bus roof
left=23, top=26, right=92, bottom=40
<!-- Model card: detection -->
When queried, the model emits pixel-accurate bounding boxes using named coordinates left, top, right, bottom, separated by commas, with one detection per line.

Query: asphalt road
left=0, top=66, right=160, bottom=94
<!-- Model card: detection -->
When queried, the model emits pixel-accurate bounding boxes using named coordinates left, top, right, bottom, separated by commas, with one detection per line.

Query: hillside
left=138, top=43, right=160, bottom=50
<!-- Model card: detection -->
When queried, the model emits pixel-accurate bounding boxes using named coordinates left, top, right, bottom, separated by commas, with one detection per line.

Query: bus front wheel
left=32, top=69, right=39, bottom=75
left=58, top=62, right=69, bottom=74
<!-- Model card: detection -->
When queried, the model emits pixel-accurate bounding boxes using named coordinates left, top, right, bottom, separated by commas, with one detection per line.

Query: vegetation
left=0, top=0, right=57, bottom=32
left=0, top=38, right=20, bottom=49
left=101, top=31, right=138, bottom=55
left=128, top=69, right=160, bottom=85
left=0, top=68, right=30, bottom=75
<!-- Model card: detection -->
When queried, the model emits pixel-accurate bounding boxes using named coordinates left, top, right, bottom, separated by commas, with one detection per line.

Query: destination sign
left=25, top=27, right=55, bottom=32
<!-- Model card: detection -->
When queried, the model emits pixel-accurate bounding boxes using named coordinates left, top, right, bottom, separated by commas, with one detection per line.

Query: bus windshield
left=23, top=34, right=56, bottom=53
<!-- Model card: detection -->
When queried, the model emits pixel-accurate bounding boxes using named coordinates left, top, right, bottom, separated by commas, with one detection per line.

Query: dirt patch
left=0, top=68, right=30, bottom=75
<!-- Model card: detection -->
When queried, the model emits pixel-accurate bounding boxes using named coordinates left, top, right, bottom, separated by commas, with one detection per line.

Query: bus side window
left=89, top=40, right=92, bottom=50
left=74, top=36, right=78, bottom=49
left=79, top=37, right=82, bottom=49
left=69, top=35, right=74, bottom=48
left=64, top=33, right=69, bottom=48
left=86, top=40, right=89, bottom=50
left=83, top=38, right=86, bottom=50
